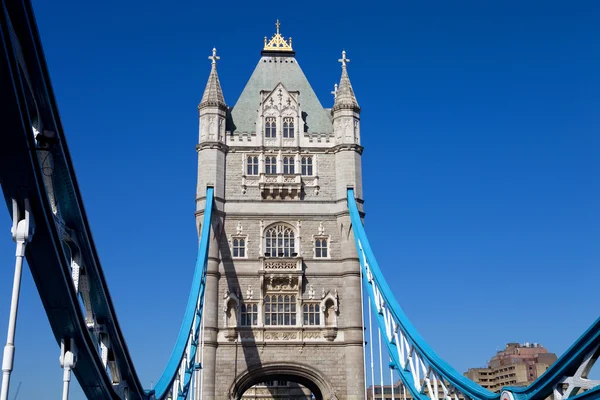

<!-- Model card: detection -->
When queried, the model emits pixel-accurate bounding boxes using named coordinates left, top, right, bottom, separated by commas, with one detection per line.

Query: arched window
left=265, top=156, right=277, bottom=175
left=265, top=117, right=276, bottom=138
left=246, top=156, right=258, bottom=175
left=283, top=117, right=294, bottom=138
left=265, top=225, right=295, bottom=257
left=283, top=156, right=295, bottom=174
left=264, top=294, right=296, bottom=325
left=301, top=156, right=313, bottom=176
left=303, top=303, right=320, bottom=325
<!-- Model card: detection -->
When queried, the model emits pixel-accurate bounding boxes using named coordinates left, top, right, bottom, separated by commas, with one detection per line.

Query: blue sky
left=0, top=1, right=598, bottom=398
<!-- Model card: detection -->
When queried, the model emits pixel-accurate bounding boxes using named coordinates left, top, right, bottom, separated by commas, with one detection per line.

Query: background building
left=465, top=342, right=558, bottom=392
left=366, top=342, right=558, bottom=399
left=366, top=382, right=457, bottom=400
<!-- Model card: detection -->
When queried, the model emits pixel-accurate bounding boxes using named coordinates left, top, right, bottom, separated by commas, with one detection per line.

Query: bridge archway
left=229, top=361, right=337, bottom=400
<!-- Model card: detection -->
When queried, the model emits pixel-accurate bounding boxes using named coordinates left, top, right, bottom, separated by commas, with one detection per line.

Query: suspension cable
left=368, top=297, right=375, bottom=400
left=360, top=260, right=368, bottom=400
left=390, top=360, right=395, bottom=400
left=378, top=329, right=384, bottom=398
left=199, top=288, right=205, bottom=400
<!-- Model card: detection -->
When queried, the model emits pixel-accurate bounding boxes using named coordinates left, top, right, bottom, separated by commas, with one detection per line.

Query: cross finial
left=209, top=47, right=220, bottom=65
left=331, top=83, right=338, bottom=99
left=338, top=50, right=350, bottom=68
left=276, top=19, right=280, bottom=34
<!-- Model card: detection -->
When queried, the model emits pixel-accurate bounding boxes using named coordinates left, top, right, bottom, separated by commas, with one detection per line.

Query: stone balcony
left=259, top=256, right=303, bottom=296
left=261, top=257, right=303, bottom=273
left=258, top=173, right=301, bottom=199
left=241, top=173, right=320, bottom=197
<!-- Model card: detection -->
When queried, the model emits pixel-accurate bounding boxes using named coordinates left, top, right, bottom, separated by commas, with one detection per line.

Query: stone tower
left=195, top=22, right=365, bottom=400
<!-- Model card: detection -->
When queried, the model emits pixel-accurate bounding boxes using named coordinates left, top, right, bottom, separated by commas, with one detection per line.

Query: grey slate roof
left=199, top=63, right=226, bottom=108
left=230, top=55, right=333, bottom=134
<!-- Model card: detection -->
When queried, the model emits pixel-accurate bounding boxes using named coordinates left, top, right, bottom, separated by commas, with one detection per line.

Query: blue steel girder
left=0, top=0, right=147, bottom=398
left=347, top=189, right=599, bottom=400
left=1, top=0, right=216, bottom=399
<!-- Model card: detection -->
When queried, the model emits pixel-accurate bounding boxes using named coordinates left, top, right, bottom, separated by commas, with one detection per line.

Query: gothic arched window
left=265, top=156, right=277, bottom=175
left=265, top=224, right=295, bottom=257
left=301, top=156, right=313, bottom=176
left=265, top=117, right=276, bottom=138
left=283, top=117, right=294, bottom=138
left=264, top=294, right=296, bottom=325
left=283, top=156, right=295, bottom=174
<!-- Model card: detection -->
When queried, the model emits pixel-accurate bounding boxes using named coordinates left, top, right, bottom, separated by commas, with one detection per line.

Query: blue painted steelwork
left=570, top=386, right=600, bottom=400
left=0, top=1, right=147, bottom=398
left=149, top=188, right=213, bottom=400
left=1, top=0, right=596, bottom=398
left=1, top=1, right=214, bottom=399
left=348, top=189, right=599, bottom=400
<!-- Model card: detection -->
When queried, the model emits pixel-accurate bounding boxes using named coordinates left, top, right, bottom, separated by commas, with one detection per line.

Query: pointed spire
left=331, top=83, right=338, bottom=100
left=333, top=50, right=359, bottom=112
left=199, top=48, right=226, bottom=109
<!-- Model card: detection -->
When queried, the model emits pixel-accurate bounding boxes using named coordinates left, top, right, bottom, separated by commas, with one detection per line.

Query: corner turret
left=198, top=48, right=227, bottom=144
left=332, top=50, right=360, bottom=146
left=197, top=48, right=227, bottom=200
left=332, top=50, right=363, bottom=200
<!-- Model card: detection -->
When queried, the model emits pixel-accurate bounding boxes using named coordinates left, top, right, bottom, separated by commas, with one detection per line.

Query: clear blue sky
left=0, top=1, right=598, bottom=398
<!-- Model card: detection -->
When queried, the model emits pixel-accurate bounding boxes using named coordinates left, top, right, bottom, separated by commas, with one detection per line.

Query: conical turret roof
left=333, top=50, right=359, bottom=112
left=199, top=48, right=226, bottom=109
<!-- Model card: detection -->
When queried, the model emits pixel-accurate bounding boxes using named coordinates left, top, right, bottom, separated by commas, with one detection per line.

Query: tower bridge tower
left=195, top=22, right=365, bottom=400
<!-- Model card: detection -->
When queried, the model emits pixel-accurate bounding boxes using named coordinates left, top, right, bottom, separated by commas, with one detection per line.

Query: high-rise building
left=465, top=342, right=558, bottom=392
left=365, top=342, right=558, bottom=400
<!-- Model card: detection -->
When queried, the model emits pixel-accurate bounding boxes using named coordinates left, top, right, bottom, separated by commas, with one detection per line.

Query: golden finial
left=263, top=20, right=293, bottom=52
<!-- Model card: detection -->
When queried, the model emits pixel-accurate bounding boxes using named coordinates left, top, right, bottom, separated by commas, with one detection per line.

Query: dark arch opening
left=238, top=374, right=321, bottom=400
left=230, top=362, right=335, bottom=400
